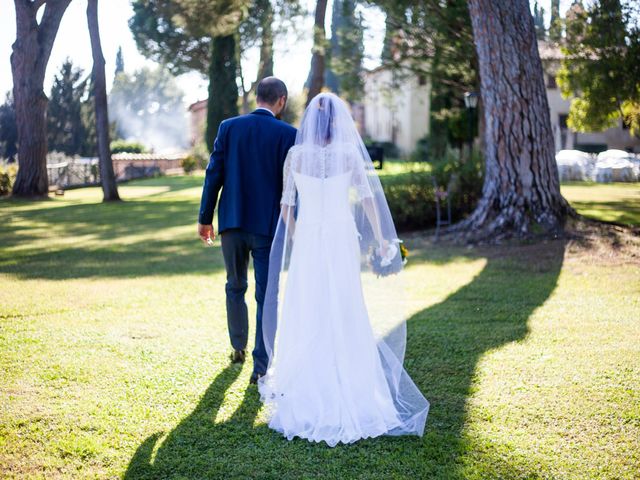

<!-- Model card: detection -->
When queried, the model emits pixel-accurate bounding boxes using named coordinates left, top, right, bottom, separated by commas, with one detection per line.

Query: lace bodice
left=281, top=143, right=374, bottom=206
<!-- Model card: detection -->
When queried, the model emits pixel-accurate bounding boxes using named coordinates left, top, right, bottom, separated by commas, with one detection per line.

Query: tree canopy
left=129, top=0, right=247, bottom=75
left=327, top=0, right=364, bottom=103
left=373, top=0, right=478, bottom=155
left=557, top=0, right=640, bottom=136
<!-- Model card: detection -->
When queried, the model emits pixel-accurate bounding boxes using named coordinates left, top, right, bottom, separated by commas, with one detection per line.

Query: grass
left=561, top=182, right=640, bottom=227
left=376, top=159, right=432, bottom=178
left=1, top=175, right=639, bottom=479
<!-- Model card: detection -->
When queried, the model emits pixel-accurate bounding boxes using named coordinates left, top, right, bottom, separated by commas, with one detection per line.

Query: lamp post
left=464, top=91, right=478, bottom=159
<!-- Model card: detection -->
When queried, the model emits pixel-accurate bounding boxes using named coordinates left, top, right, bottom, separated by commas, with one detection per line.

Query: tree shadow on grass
left=123, top=240, right=566, bottom=479
left=405, top=239, right=566, bottom=477
left=570, top=200, right=640, bottom=227
left=124, top=365, right=264, bottom=479
left=0, top=197, right=225, bottom=280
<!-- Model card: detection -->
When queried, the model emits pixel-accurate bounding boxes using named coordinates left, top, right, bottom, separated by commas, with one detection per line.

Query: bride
left=258, top=93, right=429, bottom=447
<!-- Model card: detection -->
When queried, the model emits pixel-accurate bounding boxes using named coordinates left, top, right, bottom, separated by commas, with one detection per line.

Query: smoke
left=108, top=67, right=189, bottom=153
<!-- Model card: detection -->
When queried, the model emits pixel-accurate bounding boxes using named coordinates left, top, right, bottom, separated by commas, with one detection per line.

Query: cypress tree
left=47, top=59, right=88, bottom=156
left=549, top=0, right=562, bottom=41
left=115, top=46, right=125, bottom=78
left=206, top=35, right=239, bottom=151
left=533, top=1, right=547, bottom=40
left=0, top=92, right=18, bottom=161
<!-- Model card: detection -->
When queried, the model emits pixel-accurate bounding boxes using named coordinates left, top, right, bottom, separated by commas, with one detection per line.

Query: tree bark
left=10, top=0, right=72, bottom=197
left=454, top=0, right=574, bottom=240
left=306, top=0, right=329, bottom=106
left=87, top=0, right=120, bottom=201
left=242, top=0, right=274, bottom=114
left=256, top=0, right=274, bottom=81
left=206, top=35, right=239, bottom=151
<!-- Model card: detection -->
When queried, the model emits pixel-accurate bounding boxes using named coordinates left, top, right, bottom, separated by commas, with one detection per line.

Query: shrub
left=428, top=146, right=484, bottom=215
left=191, top=142, right=210, bottom=170
left=381, top=171, right=437, bottom=231
left=411, top=136, right=430, bottom=163
left=110, top=140, right=148, bottom=154
left=181, top=155, right=198, bottom=174
left=0, top=163, right=18, bottom=196
left=378, top=149, right=484, bottom=232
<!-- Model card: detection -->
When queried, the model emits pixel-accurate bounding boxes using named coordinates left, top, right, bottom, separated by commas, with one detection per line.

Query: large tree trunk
left=256, top=0, right=274, bottom=81
left=10, top=0, right=72, bottom=197
left=206, top=35, right=239, bottom=151
left=87, top=0, right=120, bottom=201
left=455, top=0, right=573, bottom=240
left=306, top=0, right=329, bottom=106
left=241, top=0, right=274, bottom=114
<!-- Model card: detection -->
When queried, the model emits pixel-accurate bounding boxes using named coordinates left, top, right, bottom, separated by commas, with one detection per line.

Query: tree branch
left=31, top=0, right=46, bottom=12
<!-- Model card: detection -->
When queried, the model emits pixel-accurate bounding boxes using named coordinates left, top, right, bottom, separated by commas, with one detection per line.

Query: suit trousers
left=220, top=228, right=272, bottom=375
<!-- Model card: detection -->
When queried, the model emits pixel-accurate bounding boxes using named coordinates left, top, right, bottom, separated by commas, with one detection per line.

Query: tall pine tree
left=533, top=1, right=547, bottom=40
left=456, top=0, right=573, bottom=239
left=11, top=0, right=73, bottom=197
left=328, top=0, right=364, bottom=103
left=549, top=0, right=562, bottom=41
left=206, top=35, right=239, bottom=151
left=115, top=46, right=125, bottom=78
left=306, top=0, right=329, bottom=105
left=0, top=92, right=18, bottom=162
left=87, top=0, right=120, bottom=201
left=47, top=59, right=88, bottom=156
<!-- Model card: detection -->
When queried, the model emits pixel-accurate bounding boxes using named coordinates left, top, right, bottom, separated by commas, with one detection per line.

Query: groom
left=198, top=77, right=297, bottom=384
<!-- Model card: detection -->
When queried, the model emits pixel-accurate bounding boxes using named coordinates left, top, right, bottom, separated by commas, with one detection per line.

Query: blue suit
left=198, top=109, right=297, bottom=375
left=198, top=109, right=297, bottom=235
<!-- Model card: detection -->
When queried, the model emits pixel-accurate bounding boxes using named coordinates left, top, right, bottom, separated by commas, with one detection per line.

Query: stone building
left=361, top=66, right=431, bottom=156
left=188, top=99, right=208, bottom=147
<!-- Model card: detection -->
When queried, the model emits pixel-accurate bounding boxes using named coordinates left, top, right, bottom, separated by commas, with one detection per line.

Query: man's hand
left=198, top=223, right=215, bottom=245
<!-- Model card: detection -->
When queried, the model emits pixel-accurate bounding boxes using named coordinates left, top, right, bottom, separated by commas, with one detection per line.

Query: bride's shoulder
left=287, top=145, right=303, bottom=157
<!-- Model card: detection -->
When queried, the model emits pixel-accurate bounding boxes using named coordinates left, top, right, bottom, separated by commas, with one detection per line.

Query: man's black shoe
left=230, top=349, right=246, bottom=364
left=249, top=372, right=264, bottom=385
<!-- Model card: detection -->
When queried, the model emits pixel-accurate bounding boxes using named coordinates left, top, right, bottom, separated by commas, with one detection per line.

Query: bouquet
left=368, top=240, right=408, bottom=277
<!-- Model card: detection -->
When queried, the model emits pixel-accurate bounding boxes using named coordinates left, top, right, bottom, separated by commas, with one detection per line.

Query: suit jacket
left=198, top=109, right=297, bottom=237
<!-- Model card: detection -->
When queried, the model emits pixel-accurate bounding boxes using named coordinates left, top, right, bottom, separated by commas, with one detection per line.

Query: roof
left=188, top=99, right=208, bottom=112
left=538, top=41, right=563, bottom=61
left=112, top=153, right=187, bottom=161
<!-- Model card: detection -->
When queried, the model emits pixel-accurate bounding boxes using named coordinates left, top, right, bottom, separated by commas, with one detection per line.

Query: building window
left=559, top=114, right=568, bottom=129
left=576, top=143, right=608, bottom=153
left=418, top=75, right=427, bottom=86
left=547, top=74, right=557, bottom=89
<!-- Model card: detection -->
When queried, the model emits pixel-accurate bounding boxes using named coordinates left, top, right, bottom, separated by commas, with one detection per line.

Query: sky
left=0, top=0, right=572, bottom=106
left=0, top=0, right=385, bottom=105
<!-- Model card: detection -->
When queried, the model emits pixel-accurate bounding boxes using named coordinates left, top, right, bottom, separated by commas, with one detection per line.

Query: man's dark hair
left=256, top=77, right=288, bottom=105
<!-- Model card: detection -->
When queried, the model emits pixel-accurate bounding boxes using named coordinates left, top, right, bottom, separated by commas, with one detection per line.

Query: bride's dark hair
left=316, top=96, right=335, bottom=145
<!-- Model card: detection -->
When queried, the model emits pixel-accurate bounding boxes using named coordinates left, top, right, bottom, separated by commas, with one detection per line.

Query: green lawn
left=1, top=176, right=639, bottom=479
left=561, top=182, right=640, bottom=227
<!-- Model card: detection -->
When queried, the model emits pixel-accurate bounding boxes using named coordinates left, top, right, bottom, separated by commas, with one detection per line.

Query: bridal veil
left=261, top=92, right=429, bottom=438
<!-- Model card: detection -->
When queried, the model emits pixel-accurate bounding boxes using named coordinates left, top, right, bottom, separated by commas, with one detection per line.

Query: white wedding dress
left=258, top=93, right=428, bottom=447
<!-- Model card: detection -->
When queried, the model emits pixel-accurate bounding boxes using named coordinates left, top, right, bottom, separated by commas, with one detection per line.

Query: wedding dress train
left=259, top=93, right=428, bottom=447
